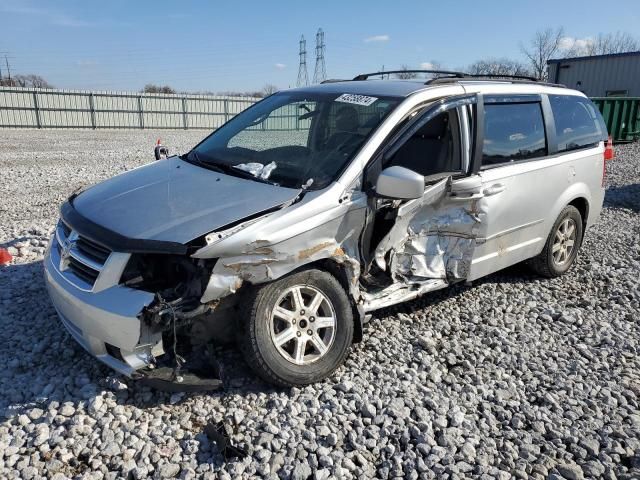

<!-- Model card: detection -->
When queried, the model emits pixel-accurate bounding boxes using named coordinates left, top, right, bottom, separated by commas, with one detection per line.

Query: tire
left=239, top=269, right=354, bottom=387
left=529, top=205, right=583, bottom=278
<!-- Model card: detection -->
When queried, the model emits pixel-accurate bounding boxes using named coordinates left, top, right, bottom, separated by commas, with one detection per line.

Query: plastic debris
left=204, top=421, right=248, bottom=460
left=0, top=248, right=12, bottom=266
left=234, top=161, right=277, bottom=180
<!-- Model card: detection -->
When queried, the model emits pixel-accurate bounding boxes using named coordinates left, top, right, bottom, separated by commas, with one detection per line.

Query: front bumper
left=44, top=232, right=162, bottom=376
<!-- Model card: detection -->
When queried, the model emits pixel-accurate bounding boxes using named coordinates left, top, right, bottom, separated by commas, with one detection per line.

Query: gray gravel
left=1, top=129, right=639, bottom=479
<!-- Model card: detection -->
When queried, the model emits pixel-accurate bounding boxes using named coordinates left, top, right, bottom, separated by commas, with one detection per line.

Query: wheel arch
left=568, top=196, right=589, bottom=232
left=546, top=182, right=592, bottom=239
left=288, top=258, right=364, bottom=343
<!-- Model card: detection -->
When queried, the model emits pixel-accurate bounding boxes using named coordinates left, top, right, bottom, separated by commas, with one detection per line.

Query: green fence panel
left=591, top=97, right=640, bottom=143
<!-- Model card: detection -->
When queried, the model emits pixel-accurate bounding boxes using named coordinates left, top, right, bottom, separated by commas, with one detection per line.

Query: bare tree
left=3, top=74, right=54, bottom=88
left=143, top=84, right=176, bottom=94
left=419, top=61, right=450, bottom=79
left=521, top=27, right=565, bottom=80
left=262, top=84, right=278, bottom=96
left=467, top=58, right=532, bottom=77
left=563, top=31, right=640, bottom=57
left=395, top=65, right=418, bottom=79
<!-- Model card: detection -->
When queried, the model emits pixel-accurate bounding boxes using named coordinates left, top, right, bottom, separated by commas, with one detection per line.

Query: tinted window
left=385, top=111, right=461, bottom=176
left=482, top=102, right=547, bottom=166
left=549, top=95, right=606, bottom=152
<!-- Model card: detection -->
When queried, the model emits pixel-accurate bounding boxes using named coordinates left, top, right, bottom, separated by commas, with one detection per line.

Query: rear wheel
left=239, top=269, right=354, bottom=387
left=529, top=205, right=583, bottom=278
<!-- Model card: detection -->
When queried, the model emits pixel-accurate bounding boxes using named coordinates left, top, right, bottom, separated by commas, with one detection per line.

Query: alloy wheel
left=269, top=285, right=336, bottom=365
left=552, top=217, right=577, bottom=266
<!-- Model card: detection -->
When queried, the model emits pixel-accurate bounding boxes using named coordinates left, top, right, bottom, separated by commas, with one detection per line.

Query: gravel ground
left=0, top=129, right=639, bottom=480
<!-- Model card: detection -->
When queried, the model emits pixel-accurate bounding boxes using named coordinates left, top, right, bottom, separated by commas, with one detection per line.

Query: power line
left=313, top=28, right=326, bottom=84
left=297, top=35, right=308, bottom=87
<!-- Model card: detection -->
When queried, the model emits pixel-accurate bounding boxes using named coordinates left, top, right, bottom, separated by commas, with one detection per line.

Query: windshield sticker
left=335, top=93, right=378, bottom=106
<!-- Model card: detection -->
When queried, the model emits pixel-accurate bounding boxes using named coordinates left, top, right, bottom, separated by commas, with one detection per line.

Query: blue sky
left=1, top=0, right=638, bottom=92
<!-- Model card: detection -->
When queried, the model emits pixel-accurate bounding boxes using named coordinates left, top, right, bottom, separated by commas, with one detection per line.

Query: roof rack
left=455, top=73, right=538, bottom=81
left=348, top=70, right=566, bottom=89
left=425, top=75, right=566, bottom=88
left=353, top=69, right=466, bottom=81
left=352, top=69, right=560, bottom=84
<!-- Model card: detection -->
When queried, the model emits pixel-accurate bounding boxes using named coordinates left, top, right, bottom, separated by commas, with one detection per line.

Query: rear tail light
left=602, top=136, right=614, bottom=187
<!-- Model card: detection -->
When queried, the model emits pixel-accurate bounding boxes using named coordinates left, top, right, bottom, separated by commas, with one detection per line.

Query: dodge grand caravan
left=44, top=71, right=609, bottom=387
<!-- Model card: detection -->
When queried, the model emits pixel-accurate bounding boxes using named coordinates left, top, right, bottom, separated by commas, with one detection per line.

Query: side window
left=482, top=102, right=547, bottom=166
left=549, top=95, right=606, bottom=152
left=385, top=110, right=462, bottom=177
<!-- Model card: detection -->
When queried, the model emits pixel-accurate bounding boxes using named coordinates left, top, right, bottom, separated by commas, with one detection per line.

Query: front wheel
left=239, top=269, right=354, bottom=387
left=529, top=205, right=583, bottom=278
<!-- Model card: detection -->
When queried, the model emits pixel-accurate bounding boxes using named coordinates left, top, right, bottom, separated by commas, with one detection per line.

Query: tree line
left=398, top=29, right=639, bottom=81
left=0, top=74, right=53, bottom=88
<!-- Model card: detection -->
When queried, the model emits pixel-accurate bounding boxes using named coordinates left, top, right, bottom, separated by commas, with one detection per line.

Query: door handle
left=449, top=192, right=484, bottom=201
left=483, top=183, right=505, bottom=196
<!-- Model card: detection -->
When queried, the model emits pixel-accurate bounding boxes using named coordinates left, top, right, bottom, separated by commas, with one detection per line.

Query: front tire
left=239, top=269, right=354, bottom=387
left=529, top=205, right=583, bottom=278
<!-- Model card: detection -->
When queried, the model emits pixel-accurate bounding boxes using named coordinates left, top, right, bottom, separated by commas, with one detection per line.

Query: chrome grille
left=55, top=221, right=111, bottom=289
left=68, top=256, right=100, bottom=284
left=76, top=236, right=111, bottom=264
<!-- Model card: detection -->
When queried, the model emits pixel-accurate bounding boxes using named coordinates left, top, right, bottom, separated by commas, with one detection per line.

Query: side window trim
left=383, top=95, right=477, bottom=161
left=363, top=94, right=478, bottom=192
left=470, top=94, right=484, bottom=174
left=485, top=94, right=541, bottom=104
left=541, top=94, right=558, bottom=155
left=458, top=104, right=471, bottom=173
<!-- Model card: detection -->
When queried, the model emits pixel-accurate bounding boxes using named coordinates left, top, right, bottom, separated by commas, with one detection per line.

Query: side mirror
left=375, top=166, right=425, bottom=200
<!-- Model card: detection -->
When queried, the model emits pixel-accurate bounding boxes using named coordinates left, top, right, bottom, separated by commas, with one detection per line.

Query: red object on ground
left=604, top=136, right=614, bottom=161
left=0, top=248, right=12, bottom=266
left=157, top=138, right=162, bottom=145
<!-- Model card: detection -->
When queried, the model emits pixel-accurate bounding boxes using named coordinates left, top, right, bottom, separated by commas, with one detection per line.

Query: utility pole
left=297, top=35, right=308, bottom=87
left=313, top=28, right=326, bottom=84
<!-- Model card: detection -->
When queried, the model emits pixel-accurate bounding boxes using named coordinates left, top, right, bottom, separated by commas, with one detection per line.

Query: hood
left=73, top=157, right=300, bottom=244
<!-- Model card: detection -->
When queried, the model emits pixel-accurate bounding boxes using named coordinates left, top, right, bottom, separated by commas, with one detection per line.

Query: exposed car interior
left=385, top=111, right=459, bottom=177
left=361, top=109, right=463, bottom=285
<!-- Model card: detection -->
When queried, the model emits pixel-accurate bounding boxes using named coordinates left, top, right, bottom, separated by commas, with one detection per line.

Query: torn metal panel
left=197, top=188, right=368, bottom=305
left=361, top=278, right=447, bottom=311
left=374, top=176, right=484, bottom=287
left=374, top=178, right=448, bottom=272
left=201, top=274, right=244, bottom=303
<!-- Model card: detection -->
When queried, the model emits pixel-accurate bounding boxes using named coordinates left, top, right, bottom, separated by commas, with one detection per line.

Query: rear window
left=549, top=95, right=606, bottom=152
left=482, top=102, right=547, bottom=166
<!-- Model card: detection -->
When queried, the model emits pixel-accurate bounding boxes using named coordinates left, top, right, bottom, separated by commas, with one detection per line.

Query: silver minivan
left=44, top=72, right=609, bottom=387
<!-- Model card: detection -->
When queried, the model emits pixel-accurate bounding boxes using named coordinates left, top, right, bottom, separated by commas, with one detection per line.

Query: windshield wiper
left=182, top=150, right=225, bottom=173
left=228, top=165, right=278, bottom=185
left=185, top=151, right=277, bottom=185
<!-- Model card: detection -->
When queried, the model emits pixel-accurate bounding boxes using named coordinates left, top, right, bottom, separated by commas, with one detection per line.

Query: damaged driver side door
left=361, top=95, right=484, bottom=309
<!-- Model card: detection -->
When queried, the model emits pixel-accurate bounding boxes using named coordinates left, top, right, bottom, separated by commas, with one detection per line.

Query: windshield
left=188, top=91, right=401, bottom=189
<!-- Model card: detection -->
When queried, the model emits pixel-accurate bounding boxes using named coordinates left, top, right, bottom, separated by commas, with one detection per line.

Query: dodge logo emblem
left=59, top=232, right=78, bottom=269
